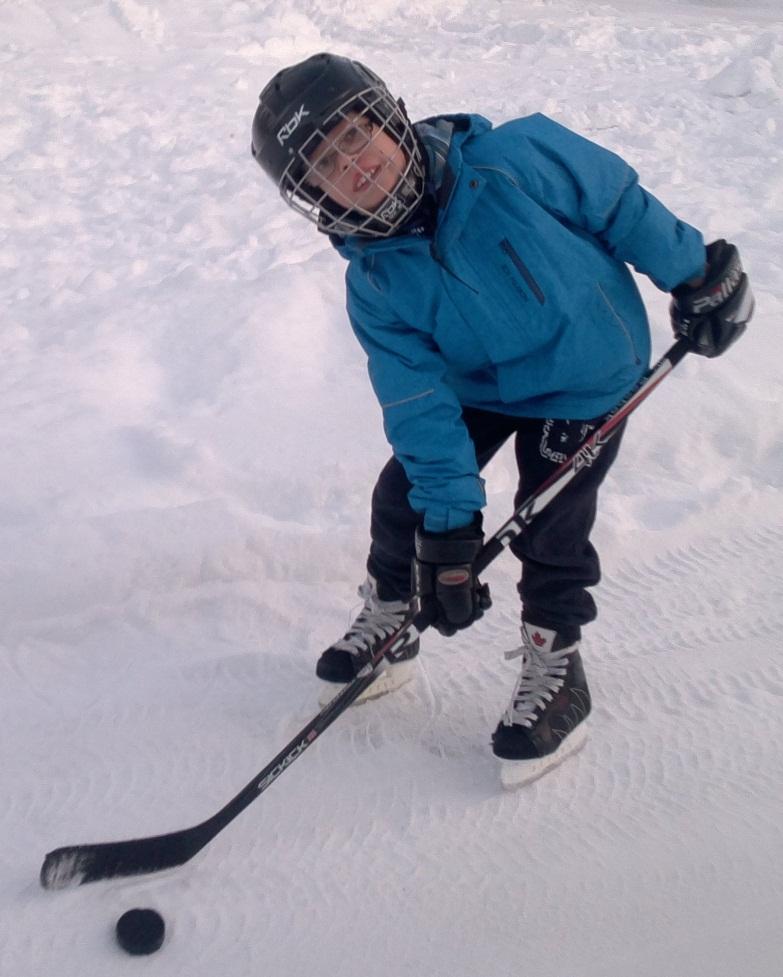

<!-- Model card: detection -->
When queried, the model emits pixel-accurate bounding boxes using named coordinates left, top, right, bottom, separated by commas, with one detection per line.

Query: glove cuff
left=415, top=526, right=483, bottom=565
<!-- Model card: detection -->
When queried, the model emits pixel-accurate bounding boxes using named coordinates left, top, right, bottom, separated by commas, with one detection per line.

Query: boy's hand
left=670, top=240, right=754, bottom=358
left=413, top=519, right=492, bottom=636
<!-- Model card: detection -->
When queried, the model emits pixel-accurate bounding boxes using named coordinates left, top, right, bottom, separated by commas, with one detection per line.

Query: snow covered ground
left=1, top=1, right=781, bottom=974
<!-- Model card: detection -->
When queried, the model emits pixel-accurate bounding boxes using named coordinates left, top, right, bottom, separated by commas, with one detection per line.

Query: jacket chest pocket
left=498, top=238, right=546, bottom=306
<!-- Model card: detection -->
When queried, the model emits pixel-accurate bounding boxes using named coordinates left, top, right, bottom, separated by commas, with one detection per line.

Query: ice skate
left=316, top=575, right=419, bottom=707
left=492, top=623, right=590, bottom=788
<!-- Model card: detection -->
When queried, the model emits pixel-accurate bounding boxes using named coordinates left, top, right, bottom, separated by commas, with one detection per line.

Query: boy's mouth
left=354, top=164, right=382, bottom=194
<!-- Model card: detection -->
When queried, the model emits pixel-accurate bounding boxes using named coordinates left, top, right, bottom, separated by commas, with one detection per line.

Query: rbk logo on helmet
left=276, top=105, right=309, bottom=146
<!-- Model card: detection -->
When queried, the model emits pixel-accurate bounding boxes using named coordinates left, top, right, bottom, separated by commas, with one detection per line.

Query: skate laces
left=333, top=578, right=411, bottom=656
left=503, top=637, right=575, bottom=728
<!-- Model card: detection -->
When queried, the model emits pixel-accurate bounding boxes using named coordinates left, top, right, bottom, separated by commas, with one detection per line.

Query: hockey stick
left=40, top=339, right=690, bottom=889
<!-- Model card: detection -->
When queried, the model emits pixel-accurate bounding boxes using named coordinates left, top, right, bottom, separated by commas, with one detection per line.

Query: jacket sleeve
left=496, top=114, right=706, bottom=291
left=346, top=272, right=486, bottom=533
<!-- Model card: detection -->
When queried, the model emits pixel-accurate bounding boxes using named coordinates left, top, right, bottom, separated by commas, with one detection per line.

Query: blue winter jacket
left=332, top=113, right=705, bottom=532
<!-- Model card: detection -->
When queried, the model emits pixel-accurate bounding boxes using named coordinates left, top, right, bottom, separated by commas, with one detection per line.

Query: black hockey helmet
left=251, top=52, right=425, bottom=238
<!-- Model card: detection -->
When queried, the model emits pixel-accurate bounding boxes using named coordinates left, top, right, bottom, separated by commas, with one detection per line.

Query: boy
left=250, top=53, right=752, bottom=786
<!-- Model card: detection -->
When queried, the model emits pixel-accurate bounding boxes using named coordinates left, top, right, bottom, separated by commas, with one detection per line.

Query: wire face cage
left=279, top=85, right=425, bottom=239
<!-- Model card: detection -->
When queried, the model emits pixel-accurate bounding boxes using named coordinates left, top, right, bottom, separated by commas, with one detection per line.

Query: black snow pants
left=367, top=407, right=626, bottom=643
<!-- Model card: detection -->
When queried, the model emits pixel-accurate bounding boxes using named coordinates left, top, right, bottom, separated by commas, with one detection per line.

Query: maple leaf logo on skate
left=532, top=631, right=546, bottom=647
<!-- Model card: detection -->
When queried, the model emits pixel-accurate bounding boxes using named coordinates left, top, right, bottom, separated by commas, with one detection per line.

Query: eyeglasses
left=309, top=118, right=375, bottom=182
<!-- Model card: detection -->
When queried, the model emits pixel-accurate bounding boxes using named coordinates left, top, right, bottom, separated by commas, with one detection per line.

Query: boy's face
left=306, top=112, right=408, bottom=213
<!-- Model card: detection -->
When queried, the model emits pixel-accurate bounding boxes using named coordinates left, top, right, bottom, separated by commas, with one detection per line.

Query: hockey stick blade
left=41, top=825, right=211, bottom=889
left=40, top=341, right=689, bottom=890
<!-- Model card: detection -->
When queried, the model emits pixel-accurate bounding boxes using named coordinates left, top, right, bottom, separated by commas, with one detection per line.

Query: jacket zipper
left=499, top=239, right=546, bottom=306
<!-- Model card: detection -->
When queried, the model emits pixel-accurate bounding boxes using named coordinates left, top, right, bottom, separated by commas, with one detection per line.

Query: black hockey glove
left=412, top=518, right=492, bottom=637
left=670, top=239, right=754, bottom=358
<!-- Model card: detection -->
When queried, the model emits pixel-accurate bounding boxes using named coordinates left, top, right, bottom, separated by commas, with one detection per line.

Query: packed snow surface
left=1, top=1, right=782, bottom=975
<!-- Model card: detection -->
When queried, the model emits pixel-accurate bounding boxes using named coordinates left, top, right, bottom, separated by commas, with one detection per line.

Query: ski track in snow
left=1, top=1, right=782, bottom=976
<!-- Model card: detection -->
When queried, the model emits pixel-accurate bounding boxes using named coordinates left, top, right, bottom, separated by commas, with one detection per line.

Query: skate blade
left=317, top=659, right=417, bottom=708
left=499, top=722, right=588, bottom=790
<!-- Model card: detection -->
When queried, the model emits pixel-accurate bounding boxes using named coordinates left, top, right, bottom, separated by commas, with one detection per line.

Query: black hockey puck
left=115, top=908, right=165, bottom=955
